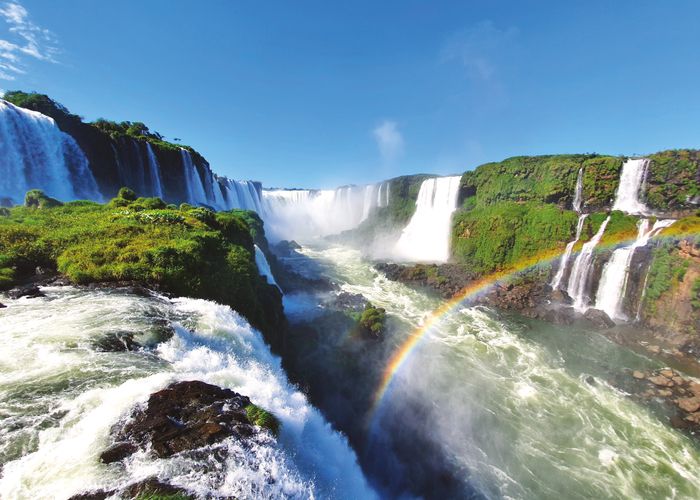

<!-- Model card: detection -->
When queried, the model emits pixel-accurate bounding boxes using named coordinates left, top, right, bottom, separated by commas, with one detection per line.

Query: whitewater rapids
left=288, top=245, right=700, bottom=499
left=0, top=286, right=375, bottom=499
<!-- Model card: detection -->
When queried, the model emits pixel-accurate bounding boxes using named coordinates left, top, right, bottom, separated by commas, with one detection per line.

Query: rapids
left=282, top=244, right=700, bottom=499
left=0, top=286, right=374, bottom=499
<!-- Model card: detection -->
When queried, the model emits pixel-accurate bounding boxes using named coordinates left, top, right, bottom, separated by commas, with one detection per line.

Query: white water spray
left=594, top=219, right=675, bottom=321
left=145, top=143, right=164, bottom=199
left=567, top=216, right=610, bottom=311
left=254, top=245, right=282, bottom=292
left=612, top=158, right=649, bottom=214
left=551, top=214, right=588, bottom=290
left=394, top=176, right=462, bottom=262
left=572, top=168, right=584, bottom=212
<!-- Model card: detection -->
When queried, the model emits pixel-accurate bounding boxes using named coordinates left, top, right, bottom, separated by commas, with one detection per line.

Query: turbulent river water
left=284, top=245, right=700, bottom=499
left=2, top=245, right=700, bottom=499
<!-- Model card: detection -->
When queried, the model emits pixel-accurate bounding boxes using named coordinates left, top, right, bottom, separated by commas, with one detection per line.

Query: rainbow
left=368, top=224, right=700, bottom=421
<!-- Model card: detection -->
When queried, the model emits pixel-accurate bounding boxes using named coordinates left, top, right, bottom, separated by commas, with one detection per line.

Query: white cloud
left=373, top=120, right=404, bottom=163
left=441, top=21, right=518, bottom=82
left=0, top=1, right=59, bottom=80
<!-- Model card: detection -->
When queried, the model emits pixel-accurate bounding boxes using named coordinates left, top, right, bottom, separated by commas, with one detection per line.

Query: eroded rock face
left=103, top=380, right=259, bottom=461
left=6, top=284, right=45, bottom=299
left=68, top=477, right=193, bottom=500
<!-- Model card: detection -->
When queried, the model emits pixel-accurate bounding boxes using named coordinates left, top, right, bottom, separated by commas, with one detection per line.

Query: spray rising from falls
left=612, top=158, right=649, bottom=214
left=0, top=99, right=100, bottom=204
left=261, top=182, right=391, bottom=242
left=567, top=216, right=610, bottom=311
left=394, top=176, right=462, bottom=262
left=594, top=219, right=675, bottom=321
left=551, top=214, right=588, bottom=290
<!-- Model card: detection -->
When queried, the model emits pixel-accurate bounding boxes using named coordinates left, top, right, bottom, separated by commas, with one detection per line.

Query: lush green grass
left=643, top=240, right=690, bottom=314
left=459, top=154, right=623, bottom=210
left=451, top=201, right=579, bottom=274
left=245, top=403, right=281, bottom=435
left=645, top=150, right=700, bottom=211
left=0, top=190, right=280, bottom=335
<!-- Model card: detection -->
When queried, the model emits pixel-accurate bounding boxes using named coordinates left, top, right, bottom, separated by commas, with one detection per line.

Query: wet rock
left=582, top=308, right=615, bottom=328
left=272, top=239, right=302, bottom=256
left=550, top=288, right=573, bottom=304
left=542, top=306, right=575, bottom=325
left=108, top=380, right=260, bottom=460
left=660, top=369, right=675, bottom=378
left=647, top=345, right=661, bottom=354
left=93, top=331, right=140, bottom=352
left=68, top=477, right=193, bottom=500
left=7, top=284, right=45, bottom=299
left=686, top=412, right=700, bottom=425
left=328, top=291, right=368, bottom=312
left=632, top=370, right=646, bottom=379
left=648, top=375, right=674, bottom=387
left=0, top=302, right=6, bottom=309
left=689, top=382, right=700, bottom=397
left=657, top=389, right=673, bottom=397
left=99, top=442, right=137, bottom=463
left=677, top=397, right=700, bottom=413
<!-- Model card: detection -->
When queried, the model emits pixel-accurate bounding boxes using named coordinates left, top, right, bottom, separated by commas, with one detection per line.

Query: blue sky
left=1, top=1, right=699, bottom=188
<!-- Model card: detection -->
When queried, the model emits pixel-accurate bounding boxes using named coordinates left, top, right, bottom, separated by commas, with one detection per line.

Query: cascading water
left=567, top=216, right=610, bottom=311
left=612, top=158, right=649, bottom=214
left=0, top=286, right=374, bottom=499
left=145, top=143, right=164, bottom=199
left=393, top=176, right=462, bottom=262
left=0, top=99, right=100, bottom=203
left=594, top=219, right=675, bottom=321
left=551, top=214, right=588, bottom=290
left=572, top=167, right=584, bottom=212
left=180, top=149, right=208, bottom=206
left=254, top=245, right=282, bottom=292
left=261, top=183, right=385, bottom=242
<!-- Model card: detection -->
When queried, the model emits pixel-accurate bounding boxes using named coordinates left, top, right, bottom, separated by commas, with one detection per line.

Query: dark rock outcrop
left=105, top=380, right=261, bottom=461
left=583, top=308, right=616, bottom=328
left=68, top=477, right=193, bottom=500
left=6, top=284, right=45, bottom=299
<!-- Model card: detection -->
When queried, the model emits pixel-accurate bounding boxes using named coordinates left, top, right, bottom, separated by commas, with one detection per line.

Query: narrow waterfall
left=145, top=143, right=164, bottom=199
left=595, top=219, right=675, bottom=321
left=612, top=158, right=649, bottom=214
left=572, top=168, right=584, bottom=212
left=254, top=245, right=282, bottom=292
left=0, top=99, right=99, bottom=203
left=180, top=149, right=208, bottom=205
left=551, top=214, right=588, bottom=290
left=361, top=184, right=379, bottom=221
left=393, top=176, right=462, bottom=262
left=567, top=216, right=610, bottom=311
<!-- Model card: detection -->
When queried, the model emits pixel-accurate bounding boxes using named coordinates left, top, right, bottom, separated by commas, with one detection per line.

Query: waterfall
left=261, top=184, right=384, bottom=242
left=594, top=219, right=675, bottom=321
left=254, top=245, right=282, bottom=293
left=145, top=143, right=164, bottom=199
left=551, top=214, right=588, bottom=290
left=0, top=99, right=100, bottom=204
left=393, top=176, right=462, bottom=262
left=567, top=216, right=610, bottom=311
left=572, top=168, right=584, bottom=212
left=612, top=158, right=649, bottom=214
left=180, top=149, right=208, bottom=205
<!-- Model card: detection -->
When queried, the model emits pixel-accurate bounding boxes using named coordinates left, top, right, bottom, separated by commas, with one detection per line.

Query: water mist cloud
left=0, top=1, right=59, bottom=80
left=373, top=120, right=404, bottom=163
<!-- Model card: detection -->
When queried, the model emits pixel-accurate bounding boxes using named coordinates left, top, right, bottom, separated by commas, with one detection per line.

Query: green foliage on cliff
left=357, top=303, right=387, bottom=337
left=645, top=150, right=700, bottom=211
left=3, top=91, right=201, bottom=158
left=459, top=154, right=623, bottom=211
left=643, top=240, right=690, bottom=314
left=245, top=403, right=281, bottom=435
left=451, top=201, right=579, bottom=274
left=585, top=210, right=640, bottom=247
left=24, top=189, right=63, bottom=209
left=0, top=189, right=280, bottom=335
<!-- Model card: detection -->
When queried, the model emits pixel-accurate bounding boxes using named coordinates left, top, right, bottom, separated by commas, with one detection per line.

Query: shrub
left=245, top=403, right=280, bottom=435
left=24, top=189, right=63, bottom=209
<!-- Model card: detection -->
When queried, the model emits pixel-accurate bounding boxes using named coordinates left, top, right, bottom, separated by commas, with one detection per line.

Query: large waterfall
left=0, top=99, right=100, bottom=204
left=567, top=216, right=610, bottom=311
left=594, top=219, right=675, bottom=321
left=393, top=176, right=462, bottom=262
left=551, top=214, right=587, bottom=290
left=261, top=183, right=389, bottom=242
left=612, top=158, right=649, bottom=214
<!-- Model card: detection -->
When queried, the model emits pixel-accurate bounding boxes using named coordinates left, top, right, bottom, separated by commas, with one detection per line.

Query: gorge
left=1, top=92, right=700, bottom=499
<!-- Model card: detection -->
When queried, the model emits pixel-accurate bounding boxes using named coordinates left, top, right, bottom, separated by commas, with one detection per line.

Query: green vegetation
left=24, top=189, right=63, bottom=209
left=459, top=154, right=623, bottom=211
left=245, top=403, right=280, bottom=435
left=691, top=278, right=700, bottom=310
left=585, top=210, right=640, bottom=247
left=357, top=303, right=387, bottom=337
left=645, top=150, right=700, bottom=211
left=3, top=90, right=200, bottom=157
left=451, top=201, right=578, bottom=274
left=643, top=240, right=690, bottom=314
left=134, top=491, right=191, bottom=500
left=0, top=189, right=280, bottom=335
